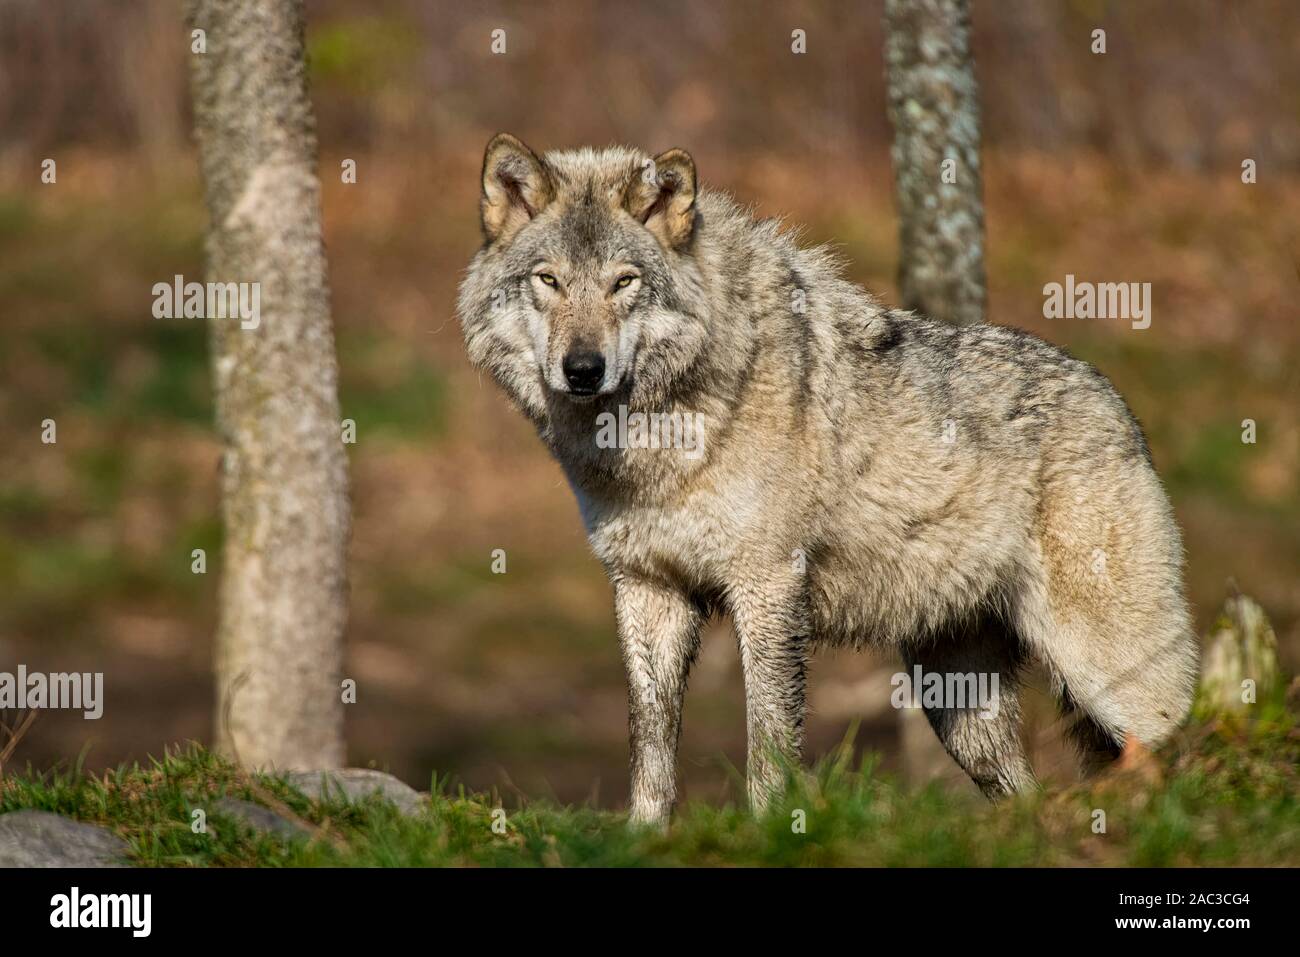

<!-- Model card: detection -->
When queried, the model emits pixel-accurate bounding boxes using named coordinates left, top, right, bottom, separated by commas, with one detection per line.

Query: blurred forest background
left=0, top=0, right=1297, bottom=807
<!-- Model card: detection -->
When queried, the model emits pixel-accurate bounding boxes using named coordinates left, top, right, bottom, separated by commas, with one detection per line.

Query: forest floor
left=2, top=693, right=1296, bottom=867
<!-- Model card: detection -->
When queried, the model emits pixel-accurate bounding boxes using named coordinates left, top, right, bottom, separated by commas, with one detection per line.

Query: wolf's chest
left=577, top=476, right=771, bottom=592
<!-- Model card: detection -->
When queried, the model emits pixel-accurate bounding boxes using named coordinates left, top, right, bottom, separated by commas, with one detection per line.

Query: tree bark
left=186, top=0, right=348, bottom=769
left=884, top=0, right=987, bottom=789
left=884, top=0, right=987, bottom=326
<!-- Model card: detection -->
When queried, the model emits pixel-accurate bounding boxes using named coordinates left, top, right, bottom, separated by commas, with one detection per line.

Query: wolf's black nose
left=562, top=351, right=605, bottom=394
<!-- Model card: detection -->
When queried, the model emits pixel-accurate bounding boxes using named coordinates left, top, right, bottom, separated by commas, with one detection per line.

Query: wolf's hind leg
left=1058, top=686, right=1123, bottom=776
left=902, top=618, right=1037, bottom=799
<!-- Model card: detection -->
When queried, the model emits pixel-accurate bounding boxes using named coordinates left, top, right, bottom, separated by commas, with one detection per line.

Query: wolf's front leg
left=613, top=575, right=702, bottom=828
left=729, top=574, right=809, bottom=815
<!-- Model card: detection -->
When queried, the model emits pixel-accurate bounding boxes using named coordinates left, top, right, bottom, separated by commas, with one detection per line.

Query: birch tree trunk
left=186, top=0, right=348, bottom=769
left=884, top=0, right=987, bottom=326
left=884, top=0, right=987, bottom=787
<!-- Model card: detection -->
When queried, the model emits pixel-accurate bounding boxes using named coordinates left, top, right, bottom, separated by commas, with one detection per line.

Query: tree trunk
left=884, top=0, right=987, bottom=788
left=186, top=0, right=348, bottom=769
left=884, top=0, right=987, bottom=326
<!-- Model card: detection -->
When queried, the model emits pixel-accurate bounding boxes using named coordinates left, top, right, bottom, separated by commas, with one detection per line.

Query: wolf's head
left=457, top=134, right=709, bottom=421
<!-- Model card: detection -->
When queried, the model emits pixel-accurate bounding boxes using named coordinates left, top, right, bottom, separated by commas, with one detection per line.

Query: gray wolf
left=456, top=133, right=1199, bottom=826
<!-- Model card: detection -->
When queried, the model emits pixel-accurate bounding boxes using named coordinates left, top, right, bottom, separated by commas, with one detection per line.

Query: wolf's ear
left=624, top=148, right=697, bottom=251
left=480, top=133, right=554, bottom=245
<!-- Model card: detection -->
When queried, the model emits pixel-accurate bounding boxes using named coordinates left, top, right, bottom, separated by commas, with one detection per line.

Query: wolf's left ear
left=481, top=133, right=555, bottom=245
left=624, top=148, right=697, bottom=251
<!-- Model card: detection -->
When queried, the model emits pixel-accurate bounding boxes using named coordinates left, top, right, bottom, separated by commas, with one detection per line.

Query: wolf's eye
left=536, top=273, right=559, bottom=288
left=613, top=275, right=637, bottom=291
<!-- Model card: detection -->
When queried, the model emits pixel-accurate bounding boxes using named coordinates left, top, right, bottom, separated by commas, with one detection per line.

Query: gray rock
left=283, top=768, right=425, bottom=816
left=0, top=810, right=129, bottom=868
left=212, top=797, right=310, bottom=839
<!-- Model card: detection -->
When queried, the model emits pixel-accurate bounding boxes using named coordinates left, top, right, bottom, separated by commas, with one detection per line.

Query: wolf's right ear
left=480, top=133, right=554, bottom=245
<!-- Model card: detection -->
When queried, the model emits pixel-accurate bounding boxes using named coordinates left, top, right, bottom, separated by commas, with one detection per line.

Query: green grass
left=2, top=709, right=1296, bottom=867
